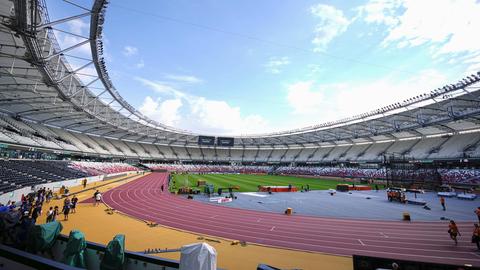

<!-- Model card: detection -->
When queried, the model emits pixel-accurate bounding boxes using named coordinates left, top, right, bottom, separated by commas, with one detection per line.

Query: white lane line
left=358, top=239, right=365, bottom=246
left=270, top=226, right=275, bottom=231
left=380, top=232, right=389, bottom=238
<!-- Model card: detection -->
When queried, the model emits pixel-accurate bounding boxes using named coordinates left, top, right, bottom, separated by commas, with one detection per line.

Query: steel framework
left=0, top=0, right=480, bottom=150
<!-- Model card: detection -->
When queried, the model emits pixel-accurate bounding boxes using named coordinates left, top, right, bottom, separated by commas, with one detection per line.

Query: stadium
left=0, top=0, right=480, bottom=269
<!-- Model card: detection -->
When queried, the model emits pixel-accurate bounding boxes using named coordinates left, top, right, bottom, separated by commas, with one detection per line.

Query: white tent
left=179, top=242, right=217, bottom=270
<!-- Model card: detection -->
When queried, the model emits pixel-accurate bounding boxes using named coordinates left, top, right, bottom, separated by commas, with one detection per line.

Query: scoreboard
left=197, top=136, right=234, bottom=146
left=198, top=136, right=215, bottom=146
left=217, top=137, right=234, bottom=147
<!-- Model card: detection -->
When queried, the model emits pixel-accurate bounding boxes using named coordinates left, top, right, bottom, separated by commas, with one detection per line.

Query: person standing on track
left=440, top=196, right=446, bottom=211
left=475, top=207, right=480, bottom=223
left=473, top=224, right=480, bottom=250
left=448, top=220, right=460, bottom=245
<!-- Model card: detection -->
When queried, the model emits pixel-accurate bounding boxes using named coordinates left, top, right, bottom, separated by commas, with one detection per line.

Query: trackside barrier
left=353, top=255, right=477, bottom=270
left=0, top=243, right=82, bottom=270
left=0, top=234, right=180, bottom=270
left=52, top=234, right=181, bottom=270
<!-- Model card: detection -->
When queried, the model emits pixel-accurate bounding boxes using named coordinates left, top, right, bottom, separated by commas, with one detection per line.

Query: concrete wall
left=0, top=171, right=141, bottom=205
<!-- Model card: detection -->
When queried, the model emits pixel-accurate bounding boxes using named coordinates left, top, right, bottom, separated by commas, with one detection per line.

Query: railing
left=0, top=235, right=180, bottom=270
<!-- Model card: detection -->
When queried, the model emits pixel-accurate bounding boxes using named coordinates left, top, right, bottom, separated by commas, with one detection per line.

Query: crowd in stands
left=0, top=185, right=85, bottom=250
left=144, top=163, right=480, bottom=185
left=438, top=169, right=480, bottom=185
left=69, top=161, right=139, bottom=175
left=275, top=166, right=386, bottom=178
left=278, top=166, right=479, bottom=185
left=144, top=163, right=272, bottom=174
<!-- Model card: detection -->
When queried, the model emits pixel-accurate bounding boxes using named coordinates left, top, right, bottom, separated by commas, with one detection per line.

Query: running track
left=102, top=172, right=480, bottom=266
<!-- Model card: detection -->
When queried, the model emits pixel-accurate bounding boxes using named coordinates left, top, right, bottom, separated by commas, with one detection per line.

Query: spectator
left=473, top=224, right=480, bottom=250
left=46, top=207, right=55, bottom=223
left=31, top=203, right=42, bottom=224
left=62, top=201, right=71, bottom=221
left=94, top=190, right=102, bottom=206
left=71, top=195, right=78, bottom=214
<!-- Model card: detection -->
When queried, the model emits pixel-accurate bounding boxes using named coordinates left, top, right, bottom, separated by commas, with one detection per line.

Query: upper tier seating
left=0, top=114, right=480, bottom=161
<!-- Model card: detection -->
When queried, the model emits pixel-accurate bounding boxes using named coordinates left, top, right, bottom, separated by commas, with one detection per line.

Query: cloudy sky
left=47, top=0, right=480, bottom=135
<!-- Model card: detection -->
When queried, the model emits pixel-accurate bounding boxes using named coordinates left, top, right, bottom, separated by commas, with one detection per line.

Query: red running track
left=102, top=172, right=480, bottom=266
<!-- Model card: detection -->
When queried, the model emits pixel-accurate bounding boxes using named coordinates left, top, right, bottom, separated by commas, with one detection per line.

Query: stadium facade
left=1, top=0, right=480, bottom=164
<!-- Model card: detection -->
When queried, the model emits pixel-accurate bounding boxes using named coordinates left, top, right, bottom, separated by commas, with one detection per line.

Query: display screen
left=198, top=136, right=215, bottom=145
left=217, top=137, right=234, bottom=147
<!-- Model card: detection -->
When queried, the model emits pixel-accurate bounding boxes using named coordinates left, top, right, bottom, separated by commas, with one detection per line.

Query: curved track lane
left=102, top=172, right=480, bottom=266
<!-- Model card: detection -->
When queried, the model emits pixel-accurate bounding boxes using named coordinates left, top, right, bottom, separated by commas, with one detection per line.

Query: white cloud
left=285, top=69, right=449, bottom=125
left=265, top=56, right=290, bottom=74
left=188, top=97, right=268, bottom=135
left=286, top=81, right=325, bottom=114
left=310, top=4, right=350, bottom=52
left=56, top=19, right=90, bottom=55
left=356, top=0, right=402, bottom=27
left=123, top=46, right=138, bottom=57
left=164, top=74, right=203, bottom=84
left=358, top=0, right=480, bottom=73
left=136, top=77, right=269, bottom=134
left=67, top=19, right=89, bottom=35
left=139, top=96, right=182, bottom=126
left=135, top=77, right=186, bottom=98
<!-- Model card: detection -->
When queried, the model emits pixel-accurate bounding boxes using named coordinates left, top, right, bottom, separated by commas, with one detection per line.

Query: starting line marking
left=270, top=226, right=275, bottom=231
left=358, top=239, right=365, bottom=246
left=380, top=232, right=389, bottom=238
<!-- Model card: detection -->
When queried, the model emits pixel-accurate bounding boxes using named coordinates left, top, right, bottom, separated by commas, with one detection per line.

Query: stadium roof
left=1, top=0, right=480, bottom=148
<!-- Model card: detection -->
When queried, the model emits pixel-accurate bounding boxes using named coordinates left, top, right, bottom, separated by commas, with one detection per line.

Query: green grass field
left=170, top=173, right=381, bottom=192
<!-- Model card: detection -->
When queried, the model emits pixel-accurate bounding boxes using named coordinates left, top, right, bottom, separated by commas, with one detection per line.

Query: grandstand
left=1, top=0, right=480, bottom=269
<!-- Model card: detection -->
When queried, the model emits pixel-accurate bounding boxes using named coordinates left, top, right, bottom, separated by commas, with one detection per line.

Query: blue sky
left=47, top=0, right=480, bottom=135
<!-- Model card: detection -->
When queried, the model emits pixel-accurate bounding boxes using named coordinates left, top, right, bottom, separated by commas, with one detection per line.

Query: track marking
left=380, top=232, right=389, bottom=238
left=472, top=252, right=480, bottom=259
left=358, top=239, right=365, bottom=246
left=270, top=226, right=275, bottom=231
left=257, top=218, right=262, bottom=222
left=210, top=215, right=218, bottom=219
